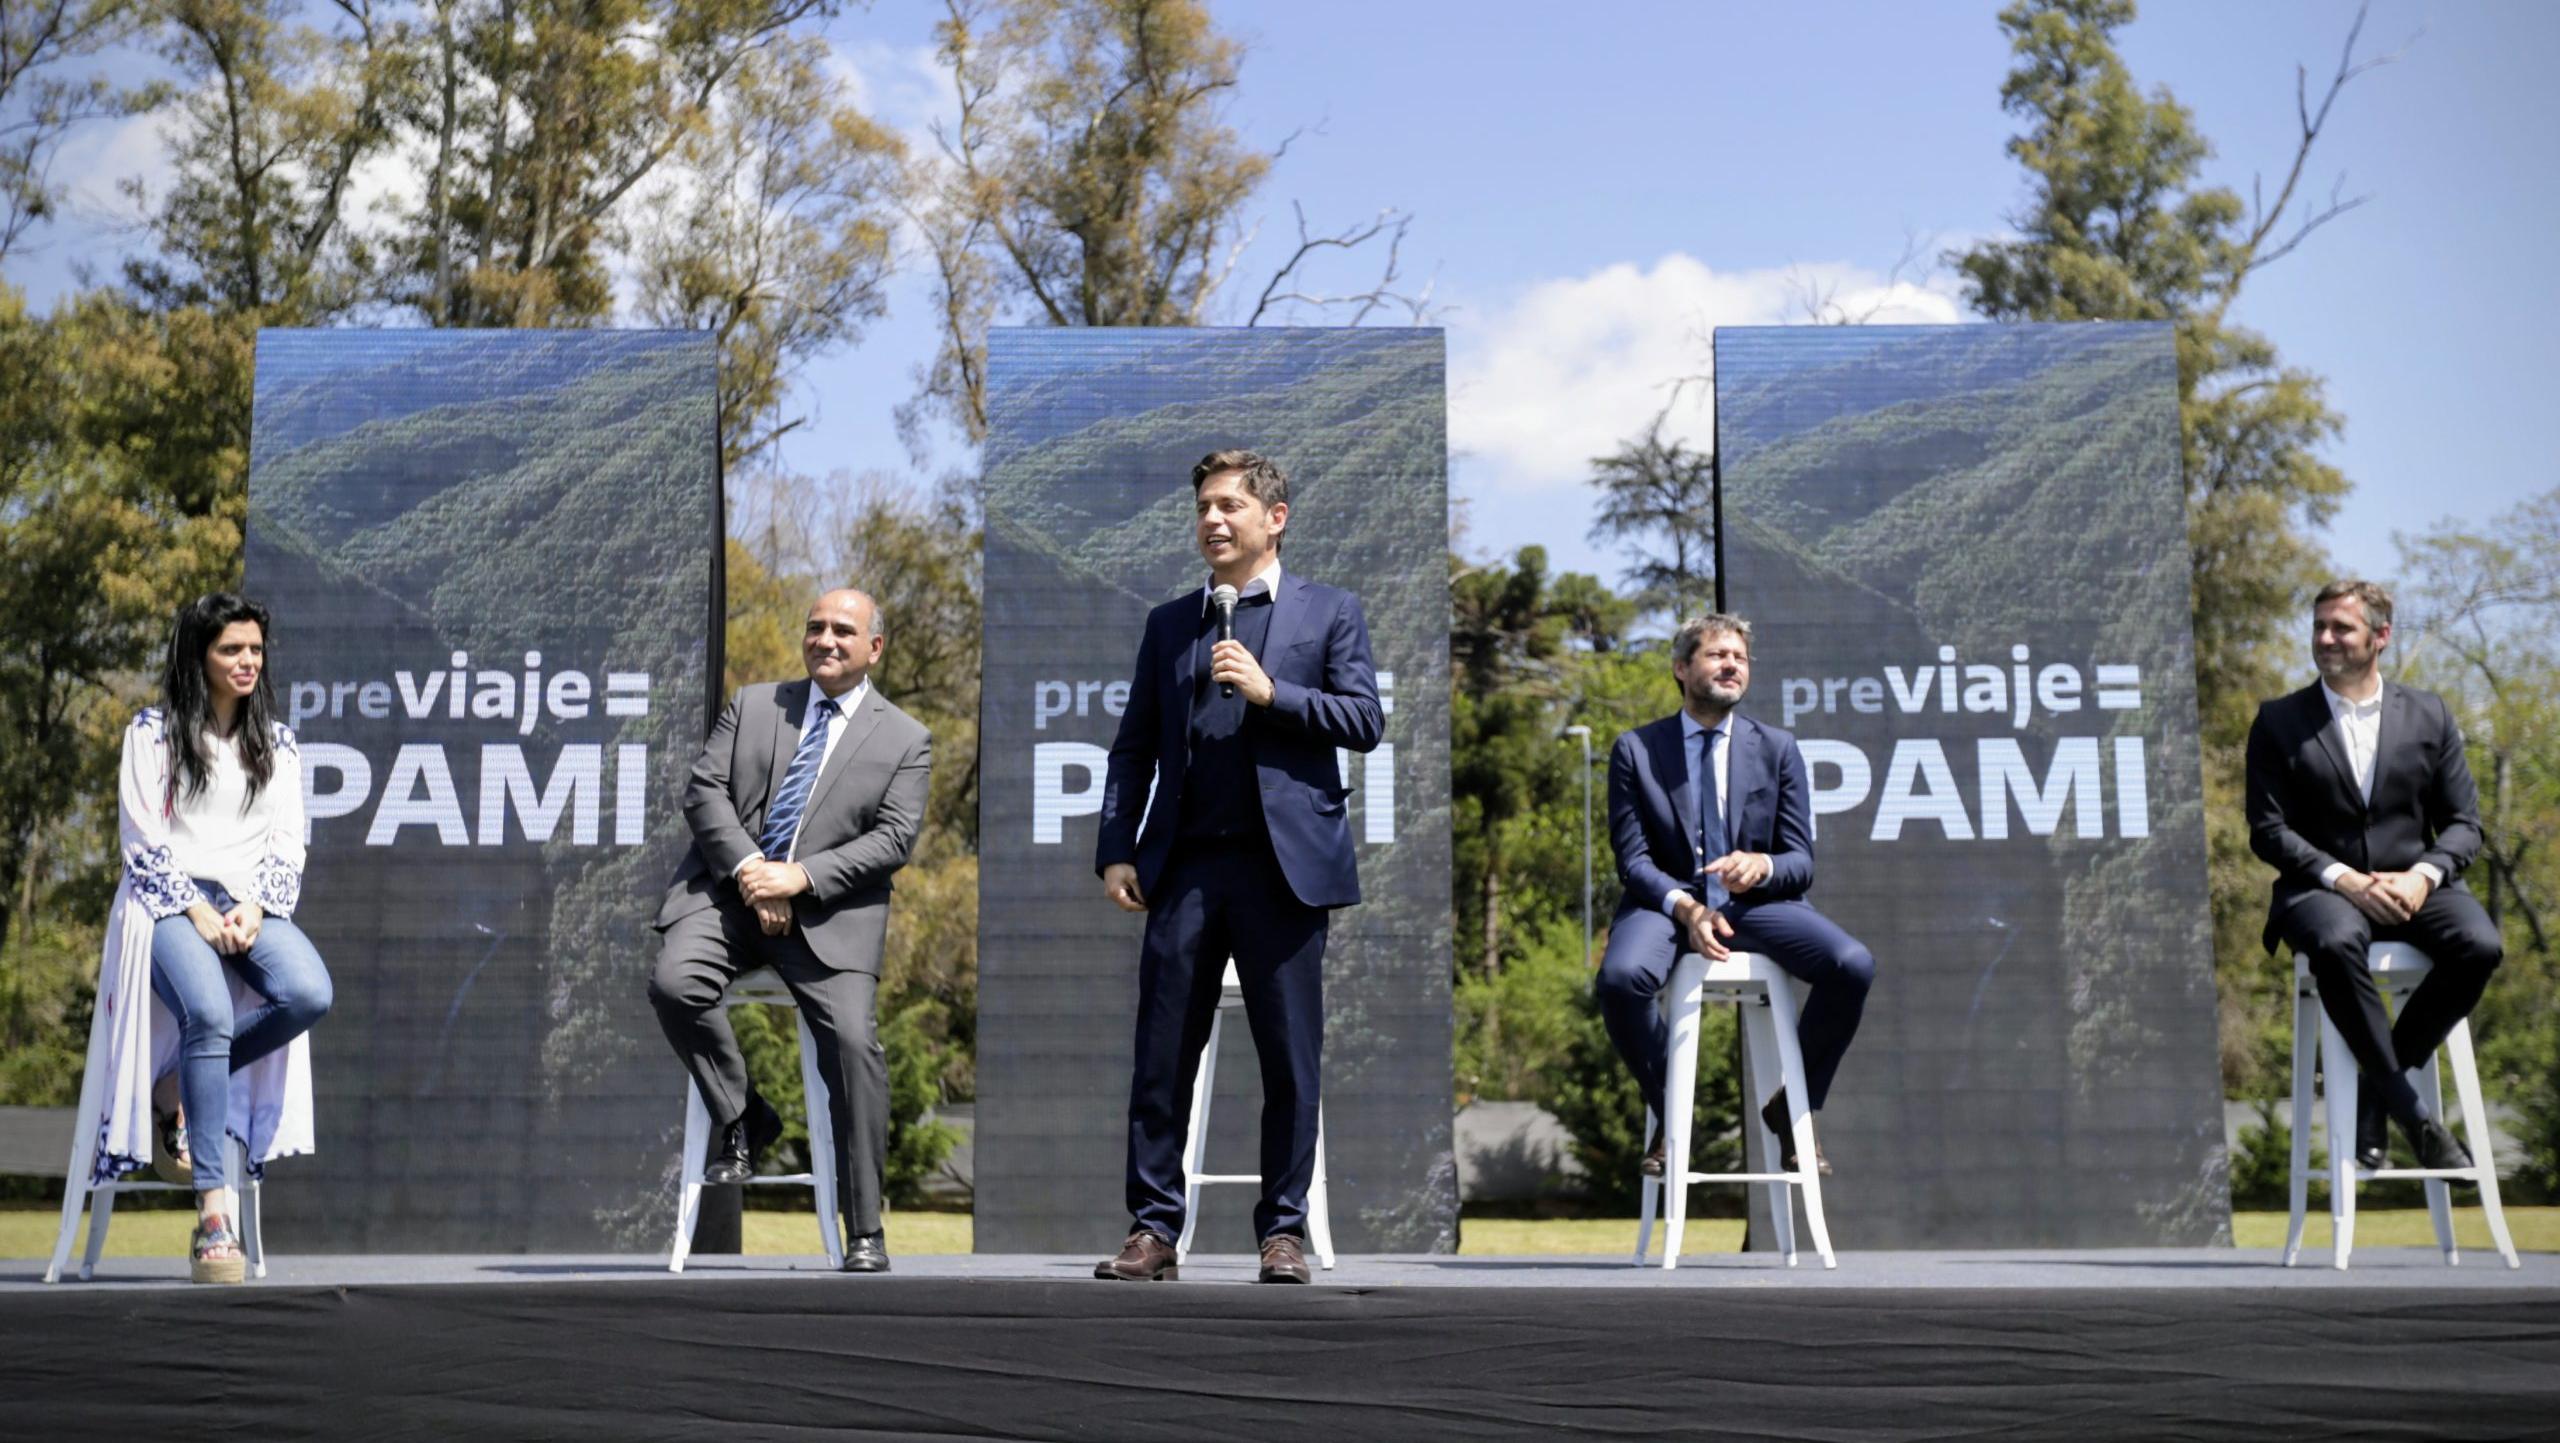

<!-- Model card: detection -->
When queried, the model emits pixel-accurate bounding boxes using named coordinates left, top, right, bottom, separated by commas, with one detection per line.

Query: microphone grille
left=1212, top=583, right=1240, bottom=608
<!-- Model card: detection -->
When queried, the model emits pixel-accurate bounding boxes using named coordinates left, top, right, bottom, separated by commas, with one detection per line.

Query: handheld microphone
left=1211, top=584, right=1240, bottom=698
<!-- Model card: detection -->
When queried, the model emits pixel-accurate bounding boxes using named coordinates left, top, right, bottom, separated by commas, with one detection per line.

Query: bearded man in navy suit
left=1597, top=612, right=1875, bottom=1178
left=1090, top=450, right=1382, bottom=1285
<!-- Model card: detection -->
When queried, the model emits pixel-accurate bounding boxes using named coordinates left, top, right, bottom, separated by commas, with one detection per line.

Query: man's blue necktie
left=1695, top=725, right=1730, bottom=911
left=761, top=695, right=840, bottom=860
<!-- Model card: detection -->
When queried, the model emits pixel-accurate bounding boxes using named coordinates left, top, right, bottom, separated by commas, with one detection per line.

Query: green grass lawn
left=9, top=1206, right=2552, bottom=1261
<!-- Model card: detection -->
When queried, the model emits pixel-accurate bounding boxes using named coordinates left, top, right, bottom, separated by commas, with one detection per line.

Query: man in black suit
left=1090, top=449, right=1383, bottom=1284
left=2245, top=579, right=2493, bottom=1172
left=647, top=588, right=933, bottom=1273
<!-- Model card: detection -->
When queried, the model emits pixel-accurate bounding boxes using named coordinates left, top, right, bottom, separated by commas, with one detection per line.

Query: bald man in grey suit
left=648, top=588, right=932, bottom=1273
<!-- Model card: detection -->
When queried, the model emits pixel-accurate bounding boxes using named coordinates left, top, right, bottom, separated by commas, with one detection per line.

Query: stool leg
left=1659, top=962, right=1704, bottom=1270
left=797, top=1009, right=844, bottom=1269
left=44, top=1184, right=89, bottom=1285
left=1740, top=997, right=1794, bottom=1266
left=1307, top=1105, right=1336, bottom=1270
left=243, top=1179, right=266, bottom=1279
left=2282, top=983, right=2317, bottom=1267
left=2417, top=1052, right=2456, bottom=1265
left=1632, top=1109, right=1660, bottom=1267
left=82, top=1188, right=116, bottom=1279
left=2441, top=1020, right=2521, bottom=1269
left=669, top=1075, right=711, bottom=1273
left=1765, top=980, right=1832, bottom=1269
left=236, top=1138, right=265, bottom=1280
left=45, top=1109, right=103, bottom=1285
left=1175, top=1007, right=1222, bottom=1265
left=2321, top=1014, right=2357, bottom=1270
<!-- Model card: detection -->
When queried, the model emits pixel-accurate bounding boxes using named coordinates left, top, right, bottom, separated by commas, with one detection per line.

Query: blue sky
left=11, top=0, right=2553, bottom=604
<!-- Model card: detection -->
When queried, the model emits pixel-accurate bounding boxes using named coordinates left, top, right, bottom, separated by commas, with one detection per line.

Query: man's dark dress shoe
left=1258, top=1233, right=1310, bottom=1284
left=1095, top=1229, right=1179, bottom=1281
left=2404, top=1116, right=2474, bottom=1173
left=703, top=1091, right=784, bottom=1185
left=1640, top=1136, right=1668, bottom=1177
left=1761, top=1092, right=1831, bottom=1176
left=841, top=1231, right=891, bottom=1273
left=2353, top=1089, right=2388, bottom=1171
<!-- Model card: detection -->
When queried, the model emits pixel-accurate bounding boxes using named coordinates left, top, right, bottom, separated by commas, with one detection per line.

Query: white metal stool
left=1634, top=951, right=1835, bottom=1269
left=1173, top=959, right=1336, bottom=1269
left=2283, top=941, right=2518, bottom=1270
left=46, top=1131, right=263, bottom=1283
left=667, top=969, right=846, bottom=1272
left=45, top=966, right=270, bottom=1283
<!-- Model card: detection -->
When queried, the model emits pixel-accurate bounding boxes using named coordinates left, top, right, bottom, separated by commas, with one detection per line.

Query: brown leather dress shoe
left=1258, top=1233, right=1310, bottom=1284
left=1095, top=1229, right=1179, bottom=1281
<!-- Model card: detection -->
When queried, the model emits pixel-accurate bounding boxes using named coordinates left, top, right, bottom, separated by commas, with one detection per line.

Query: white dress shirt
left=1202, top=555, right=1284, bottom=613
left=738, top=676, right=869, bottom=873
left=2315, top=679, right=2442, bottom=890
left=1661, top=709, right=1734, bottom=917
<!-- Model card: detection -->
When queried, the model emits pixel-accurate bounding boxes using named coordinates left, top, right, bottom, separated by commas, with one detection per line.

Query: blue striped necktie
left=760, top=695, right=840, bottom=860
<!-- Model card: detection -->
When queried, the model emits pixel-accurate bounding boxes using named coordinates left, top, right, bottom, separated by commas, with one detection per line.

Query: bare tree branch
left=1245, top=201, right=1436, bottom=325
left=2229, top=2, right=2414, bottom=289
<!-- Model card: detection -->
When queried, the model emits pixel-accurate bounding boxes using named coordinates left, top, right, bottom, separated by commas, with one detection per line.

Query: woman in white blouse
left=112, top=593, right=331, bottom=1284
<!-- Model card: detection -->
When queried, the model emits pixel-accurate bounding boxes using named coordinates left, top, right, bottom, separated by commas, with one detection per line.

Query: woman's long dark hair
left=161, top=592, right=280, bottom=805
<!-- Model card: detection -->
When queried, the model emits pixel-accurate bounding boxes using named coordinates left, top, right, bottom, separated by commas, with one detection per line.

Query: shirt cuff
left=733, top=855, right=757, bottom=878
left=1661, top=890, right=1688, bottom=919
left=2414, top=862, right=2444, bottom=887
left=2319, top=863, right=2350, bottom=890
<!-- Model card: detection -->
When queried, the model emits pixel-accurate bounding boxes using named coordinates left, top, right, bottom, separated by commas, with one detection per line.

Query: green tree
left=399, top=0, right=838, bottom=328
left=1952, top=0, right=2380, bottom=1095
left=1586, top=416, right=1716, bottom=622
left=0, top=287, right=247, bottom=958
left=125, top=0, right=405, bottom=319
left=2392, top=493, right=2560, bottom=1197
left=1451, top=545, right=1573, bottom=985
left=907, top=0, right=1270, bottom=444
left=0, top=0, right=163, bottom=262
left=629, top=33, right=903, bottom=467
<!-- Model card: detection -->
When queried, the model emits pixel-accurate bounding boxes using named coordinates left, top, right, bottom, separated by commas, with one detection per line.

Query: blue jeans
left=149, top=883, right=332, bottom=1192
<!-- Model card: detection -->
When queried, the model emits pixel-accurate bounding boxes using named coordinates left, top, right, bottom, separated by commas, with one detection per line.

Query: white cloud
left=50, top=104, right=182, bottom=226
left=1448, top=252, right=1968, bottom=496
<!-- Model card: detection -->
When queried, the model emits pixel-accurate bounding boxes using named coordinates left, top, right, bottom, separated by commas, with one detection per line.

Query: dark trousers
left=647, top=897, right=889, bottom=1239
left=1126, top=838, right=1327, bottom=1243
left=1597, top=897, right=1874, bottom=1123
left=2277, top=886, right=2502, bottom=1121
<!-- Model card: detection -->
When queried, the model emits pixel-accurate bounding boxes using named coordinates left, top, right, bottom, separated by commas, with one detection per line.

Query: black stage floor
left=8, top=1250, right=2559, bottom=1440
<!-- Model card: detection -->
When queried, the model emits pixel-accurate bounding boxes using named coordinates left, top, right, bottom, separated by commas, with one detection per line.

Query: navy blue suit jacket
left=1608, top=710, right=1816, bottom=919
left=1096, top=572, right=1384, bottom=909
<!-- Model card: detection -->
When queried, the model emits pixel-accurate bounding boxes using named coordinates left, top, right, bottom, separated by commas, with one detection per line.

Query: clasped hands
left=1673, top=850, right=1772, bottom=959
left=737, top=857, right=812, bottom=936
left=2336, top=868, right=2435, bottom=925
left=187, top=900, right=265, bottom=955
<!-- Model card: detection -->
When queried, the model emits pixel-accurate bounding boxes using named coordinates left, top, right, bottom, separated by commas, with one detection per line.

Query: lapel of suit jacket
left=2304, top=684, right=2364, bottom=813
left=1174, top=594, right=1203, bottom=698
left=1724, top=714, right=1761, bottom=844
left=2370, top=682, right=2415, bottom=814
left=1260, top=572, right=1310, bottom=664
left=805, top=685, right=887, bottom=822
left=766, top=679, right=812, bottom=809
left=1649, top=715, right=1699, bottom=862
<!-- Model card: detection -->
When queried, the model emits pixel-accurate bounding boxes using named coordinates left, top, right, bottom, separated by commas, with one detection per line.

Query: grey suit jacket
left=654, top=679, right=934, bottom=973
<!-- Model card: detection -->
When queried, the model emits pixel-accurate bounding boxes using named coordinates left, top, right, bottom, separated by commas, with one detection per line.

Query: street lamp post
left=1561, top=725, right=1593, bottom=966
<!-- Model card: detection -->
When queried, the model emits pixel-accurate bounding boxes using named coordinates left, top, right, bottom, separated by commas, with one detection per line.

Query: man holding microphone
left=1091, top=450, right=1382, bottom=1284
